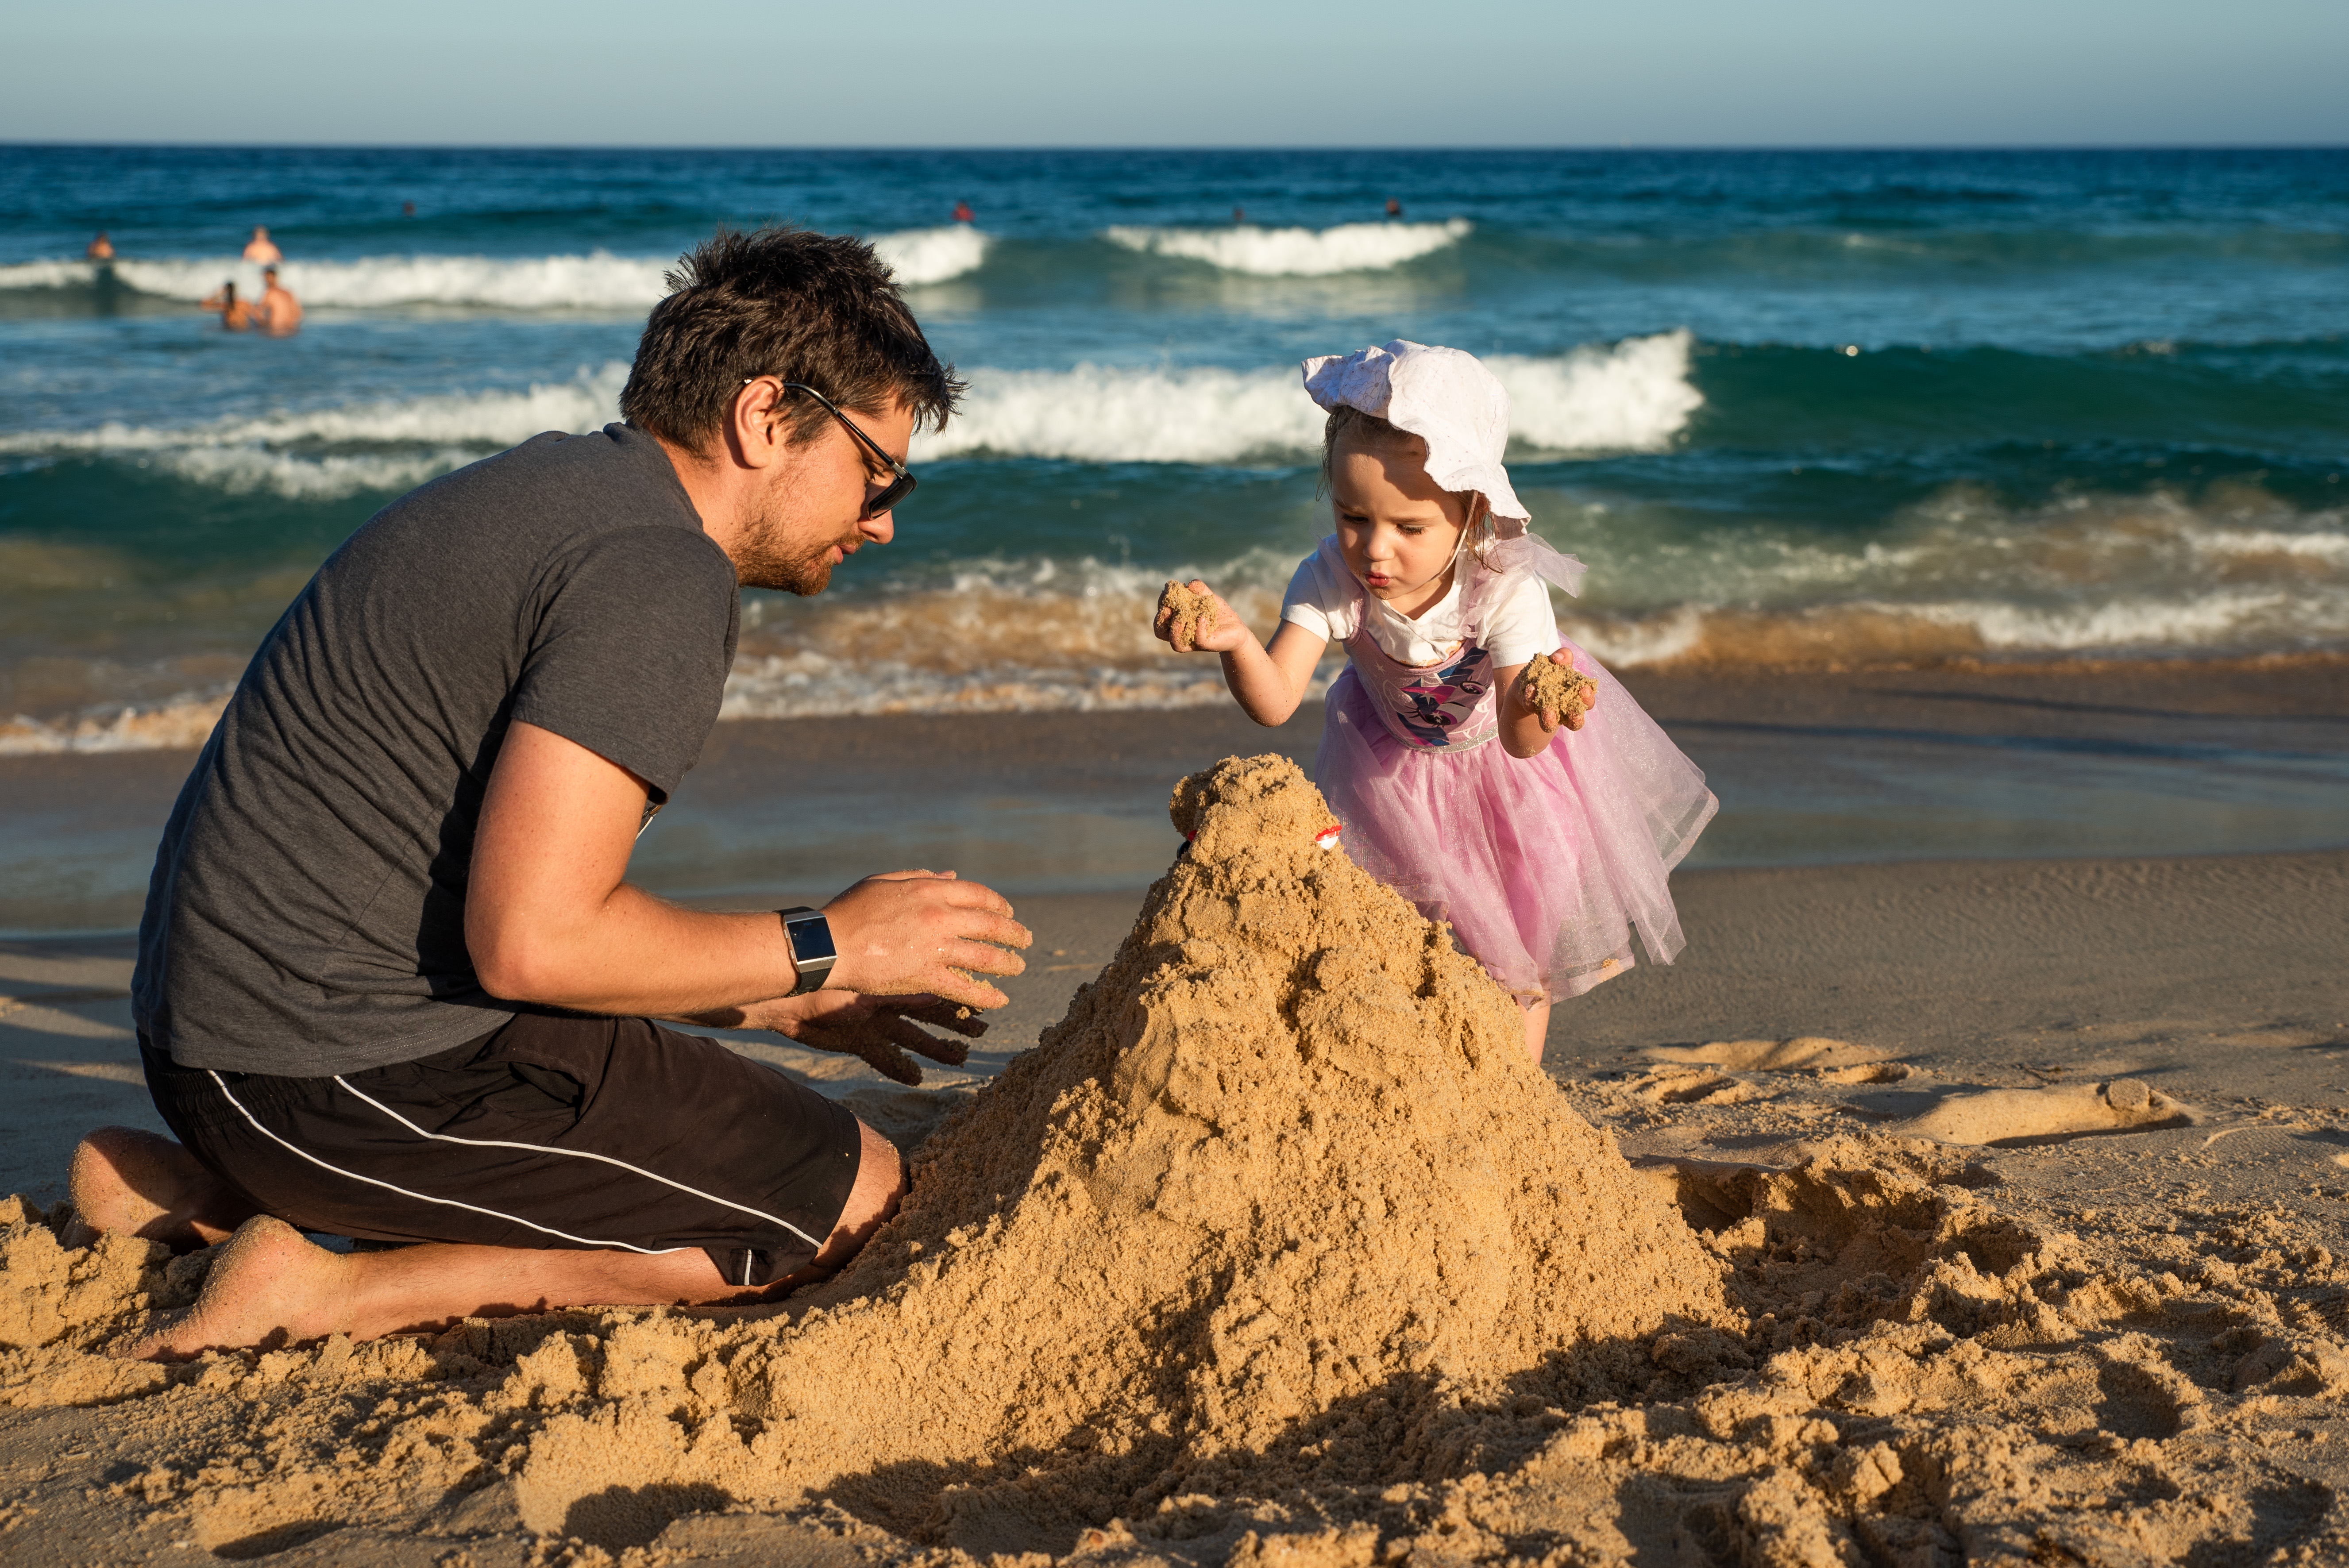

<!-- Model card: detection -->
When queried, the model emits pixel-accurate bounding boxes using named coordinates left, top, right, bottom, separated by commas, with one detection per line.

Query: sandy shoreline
left=8, top=655, right=2349, bottom=932
left=3, top=664, right=2347, bottom=1563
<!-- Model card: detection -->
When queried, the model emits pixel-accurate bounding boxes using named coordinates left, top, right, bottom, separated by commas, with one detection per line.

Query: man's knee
left=818, top=1121, right=905, bottom=1262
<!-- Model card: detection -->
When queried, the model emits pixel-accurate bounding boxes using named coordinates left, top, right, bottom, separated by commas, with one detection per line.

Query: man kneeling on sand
left=73, top=227, right=1030, bottom=1359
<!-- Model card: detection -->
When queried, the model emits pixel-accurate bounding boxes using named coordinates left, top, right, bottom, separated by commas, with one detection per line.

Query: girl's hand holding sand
left=1512, top=651, right=1599, bottom=736
left=1154, top=579, right=1248, bottom=654
left=1156, top=577, right=1328, bottom=728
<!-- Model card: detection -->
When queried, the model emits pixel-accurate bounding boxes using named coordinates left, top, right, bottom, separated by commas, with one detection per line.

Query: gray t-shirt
left=133, top=424, right=740, bottom=1076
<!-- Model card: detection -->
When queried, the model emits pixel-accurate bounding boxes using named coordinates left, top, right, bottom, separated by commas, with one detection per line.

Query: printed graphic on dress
left=1390, top=641, right=1492, bottom=747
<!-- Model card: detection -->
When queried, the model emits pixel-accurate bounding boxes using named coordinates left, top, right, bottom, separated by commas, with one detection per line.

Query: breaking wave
left=919, top=332, right=1702, bottom=462
left=0, top=335, right=1699, bottom=490
left=1101, top=219, right=1471, bottom=276
left=0, top=228, right=988, bottom=312
left=0, top=364, right=629, bottom=487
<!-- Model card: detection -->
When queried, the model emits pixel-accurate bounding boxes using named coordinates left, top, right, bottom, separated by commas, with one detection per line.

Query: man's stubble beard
left=733, top=493, right=849, bottom=598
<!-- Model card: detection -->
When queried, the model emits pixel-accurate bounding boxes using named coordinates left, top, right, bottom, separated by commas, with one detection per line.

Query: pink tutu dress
left=1304, top=534, right=1717, bottom=1004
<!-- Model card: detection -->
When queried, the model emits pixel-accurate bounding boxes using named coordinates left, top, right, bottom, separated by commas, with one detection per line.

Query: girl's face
left=1330, top=438, right=1473, bottom=609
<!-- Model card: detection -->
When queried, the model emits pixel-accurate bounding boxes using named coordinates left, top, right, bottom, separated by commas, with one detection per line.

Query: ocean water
left=3, top=146, right=2347, bottom=754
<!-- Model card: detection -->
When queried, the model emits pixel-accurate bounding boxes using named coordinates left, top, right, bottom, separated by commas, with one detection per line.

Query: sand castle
left=1, top=757, right=2344, bottom=1563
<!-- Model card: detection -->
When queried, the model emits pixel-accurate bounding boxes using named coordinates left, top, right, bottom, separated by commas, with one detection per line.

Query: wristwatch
left=779, top=907, right=837, bottom=996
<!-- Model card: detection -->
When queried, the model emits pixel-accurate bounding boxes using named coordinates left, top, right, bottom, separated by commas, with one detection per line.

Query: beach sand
left=2, top=663, right=2346, bottom=1563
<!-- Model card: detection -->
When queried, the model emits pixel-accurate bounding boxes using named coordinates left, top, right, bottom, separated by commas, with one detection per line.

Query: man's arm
left=465, top=720, right=1030, bottom=1016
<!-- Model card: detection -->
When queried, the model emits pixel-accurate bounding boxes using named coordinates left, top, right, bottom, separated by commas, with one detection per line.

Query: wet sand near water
left=9, top=656, right=2346, bottom=933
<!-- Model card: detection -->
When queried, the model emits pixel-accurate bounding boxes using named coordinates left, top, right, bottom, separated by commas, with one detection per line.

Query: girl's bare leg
left=1523, top=998, right=1551, bottom=1065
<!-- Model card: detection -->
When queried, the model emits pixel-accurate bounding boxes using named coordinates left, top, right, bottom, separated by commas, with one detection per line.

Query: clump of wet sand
left=1517, top=656, right=1596, bottom=727
left=1161, top=580, right=1219, bottom=649
left=3, top=759, right=2348, bottom=1565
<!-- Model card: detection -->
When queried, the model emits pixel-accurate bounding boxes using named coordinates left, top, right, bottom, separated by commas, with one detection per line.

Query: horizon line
left=5, top=139, right=2346, bottom=154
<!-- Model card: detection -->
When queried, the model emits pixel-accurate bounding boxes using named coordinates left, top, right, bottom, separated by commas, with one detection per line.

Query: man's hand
left=714, top=990, right=983, bottom=1086
left=822, top=871, right=1030, bottom=1012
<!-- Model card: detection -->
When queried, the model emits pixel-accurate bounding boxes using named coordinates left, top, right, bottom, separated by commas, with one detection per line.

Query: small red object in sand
left=1314, top=824, right=1343, bottom=851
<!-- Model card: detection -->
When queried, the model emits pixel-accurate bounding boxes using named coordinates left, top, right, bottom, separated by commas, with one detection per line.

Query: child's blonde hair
left=1319, top=405, right=1497, bottom=567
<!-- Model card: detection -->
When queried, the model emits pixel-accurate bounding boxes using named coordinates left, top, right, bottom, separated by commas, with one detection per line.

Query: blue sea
left=3, top=146, right=2346, bottom=753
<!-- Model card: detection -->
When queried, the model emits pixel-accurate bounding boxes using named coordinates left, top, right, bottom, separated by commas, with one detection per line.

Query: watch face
left=788, top=914, right=837, bottom=965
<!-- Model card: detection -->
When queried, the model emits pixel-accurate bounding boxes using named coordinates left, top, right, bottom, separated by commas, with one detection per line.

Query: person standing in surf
left=200, top=279, right=251, bottom=331
left=253, top=265, right=303, bottom=335
left=1153, top=341, right=1715, bottom=1062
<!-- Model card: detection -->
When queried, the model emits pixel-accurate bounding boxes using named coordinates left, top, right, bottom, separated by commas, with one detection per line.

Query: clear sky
left=7, top=0, right=2345, bottom=147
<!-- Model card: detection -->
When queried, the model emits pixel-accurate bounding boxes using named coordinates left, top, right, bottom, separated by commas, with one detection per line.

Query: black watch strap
left=779, top=907, right=838, bottom=996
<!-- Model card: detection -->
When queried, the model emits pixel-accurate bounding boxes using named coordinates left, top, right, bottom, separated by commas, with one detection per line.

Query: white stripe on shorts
left=207, top=1071, right=685, bottom=1256
left=330, top=1074, right=826, bottom=1251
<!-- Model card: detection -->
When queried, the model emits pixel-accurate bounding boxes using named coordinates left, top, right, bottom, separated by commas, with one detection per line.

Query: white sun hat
left=1302, top=339, right=1584, bottom=594
left=1302, top=339, right=1529, bottom=526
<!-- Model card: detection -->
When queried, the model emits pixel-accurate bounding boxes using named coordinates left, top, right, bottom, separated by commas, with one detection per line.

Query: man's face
left=734, top=395, right=915, bottom=596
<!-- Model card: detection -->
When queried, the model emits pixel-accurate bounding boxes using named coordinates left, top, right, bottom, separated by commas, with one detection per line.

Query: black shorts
left=142, top=1012, right=864, bottom=1289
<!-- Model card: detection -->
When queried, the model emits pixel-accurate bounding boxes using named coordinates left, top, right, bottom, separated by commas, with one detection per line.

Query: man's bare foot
left=126, top=1216, right=354, bottom=1361
left=66, top=1127, right=258, bottom=1251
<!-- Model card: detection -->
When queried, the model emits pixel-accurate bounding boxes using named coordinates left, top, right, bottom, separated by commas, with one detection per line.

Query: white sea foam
left=0, top=230, right=987, bottom=311
left=0, top=694, right=231, bottom=757
left=0, top=260, right=101, bottom=291
left=871, top=226, right=990, bottom=285
left=0, top=364, right=628, bottom=460
left=1934, top=589, right=2328, bottom=654
left=1499, top=331, right=1705, bottom=454
left=98, top=254, right=670, bottom=311
left=921, top=365, right=1325, bottom=463
left=152, top=447, right=482, bottom=501
left=2187, top=526, right=2349, bottom=564
left=1102, top=220, right=1471, bottom=277
left=919, top=333, right=1703, bottom=462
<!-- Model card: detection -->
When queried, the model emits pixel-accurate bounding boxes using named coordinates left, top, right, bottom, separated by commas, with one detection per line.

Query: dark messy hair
left=1319, top=405, right=1496, bottom=562
left=619, top=227, right=963, bottom=452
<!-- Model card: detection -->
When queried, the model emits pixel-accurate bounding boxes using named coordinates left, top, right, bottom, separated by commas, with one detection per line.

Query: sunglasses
left=745, top=378, right=916, bottom=520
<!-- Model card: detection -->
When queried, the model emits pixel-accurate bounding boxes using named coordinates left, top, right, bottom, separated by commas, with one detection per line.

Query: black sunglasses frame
left=744, top=378, right=916, bottom=520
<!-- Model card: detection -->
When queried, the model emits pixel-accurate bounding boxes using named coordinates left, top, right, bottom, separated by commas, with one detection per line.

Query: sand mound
left=721, top=755, right=1730, bottom=1540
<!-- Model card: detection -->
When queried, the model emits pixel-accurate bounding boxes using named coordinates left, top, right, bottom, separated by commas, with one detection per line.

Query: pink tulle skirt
left=1317, top=651, right=1717, bottom=1004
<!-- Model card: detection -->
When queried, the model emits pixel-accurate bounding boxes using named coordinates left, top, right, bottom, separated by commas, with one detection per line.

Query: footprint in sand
left=1642, top=1036, right=1914, bottom=1085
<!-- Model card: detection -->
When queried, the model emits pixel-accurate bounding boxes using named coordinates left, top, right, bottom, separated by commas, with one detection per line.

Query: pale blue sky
left=6, top=0, right=2345, bottom=146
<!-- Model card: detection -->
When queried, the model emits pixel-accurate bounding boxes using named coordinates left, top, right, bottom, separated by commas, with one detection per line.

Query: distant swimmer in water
left=254, top=265, right=303, bottom=336
left=1233, top=205, right=1246, bottom=224
left=201, top=280, right=252, bottom=331
left=243, top=226, right=282, bottom=264
left=86, top=231, right=116, bottom=261
left=402, top=200, right=417, bottom=216
left=1385, top=198, right=1403, bottom=219
left=953, top=200, right=974, bottom=223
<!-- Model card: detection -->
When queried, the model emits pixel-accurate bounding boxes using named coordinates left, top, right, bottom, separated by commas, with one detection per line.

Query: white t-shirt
left=1280, top=544, right=1559, bottom=669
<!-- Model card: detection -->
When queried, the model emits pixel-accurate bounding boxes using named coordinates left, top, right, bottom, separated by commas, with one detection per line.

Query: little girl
left=1153, top=340, right=1716, bottom=1062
